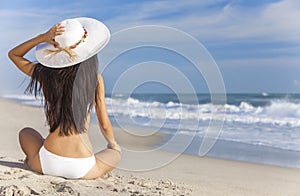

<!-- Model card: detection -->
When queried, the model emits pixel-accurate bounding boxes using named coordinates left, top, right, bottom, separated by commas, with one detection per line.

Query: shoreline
left=1, top=98, right=300, bottom=195
left=3, top=96, right=300, bottom=170
left=1, top=96, right=300, bottom=169
left=158, top=133, right=300, bottom=170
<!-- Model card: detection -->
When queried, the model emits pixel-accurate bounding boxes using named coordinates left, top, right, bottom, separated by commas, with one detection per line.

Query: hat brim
left=35, top=17, right=110, bottom=68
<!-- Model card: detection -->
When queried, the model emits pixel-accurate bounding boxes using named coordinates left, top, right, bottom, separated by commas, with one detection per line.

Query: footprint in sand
left=51, top=181, right=78, bottom=195
left=0, top=185, right=40, bottom=195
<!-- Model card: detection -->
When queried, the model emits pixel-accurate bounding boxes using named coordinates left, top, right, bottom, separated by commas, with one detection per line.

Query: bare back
left=43, top=113, right=93, bottom=158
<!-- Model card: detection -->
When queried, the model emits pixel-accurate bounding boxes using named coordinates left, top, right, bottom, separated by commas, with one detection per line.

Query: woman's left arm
left=8, top=24, right=64, bottom=76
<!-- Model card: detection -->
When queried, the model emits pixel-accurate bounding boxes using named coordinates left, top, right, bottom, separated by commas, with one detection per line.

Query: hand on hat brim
left=41, top=24, right=65, bottom=48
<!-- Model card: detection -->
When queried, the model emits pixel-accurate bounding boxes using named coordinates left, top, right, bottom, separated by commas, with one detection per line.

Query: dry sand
left=1, top=98, right=300, bottom=195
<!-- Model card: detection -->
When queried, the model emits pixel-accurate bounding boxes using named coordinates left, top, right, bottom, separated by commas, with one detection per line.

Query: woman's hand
left=107, top=142, right=122, bottom=154
left=8, top=22, right=65, bottom=77
left=40, top=24, right=64, bottom=48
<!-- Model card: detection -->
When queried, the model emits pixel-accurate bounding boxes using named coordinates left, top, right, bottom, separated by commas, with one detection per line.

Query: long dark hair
left=26, top=55, right=99, bottom=136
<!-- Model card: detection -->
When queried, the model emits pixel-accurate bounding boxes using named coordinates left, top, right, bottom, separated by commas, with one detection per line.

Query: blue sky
left=1, top=0, right=300, bottom=94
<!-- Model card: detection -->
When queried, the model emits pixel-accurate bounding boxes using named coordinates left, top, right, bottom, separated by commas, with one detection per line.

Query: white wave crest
left=107, top=97, right=300, bottom=128
left=3, top=94, right=300, bottom=128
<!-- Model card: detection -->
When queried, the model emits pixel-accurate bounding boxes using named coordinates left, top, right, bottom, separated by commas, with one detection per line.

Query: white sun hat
left=35, top=17, right=110, bottom=68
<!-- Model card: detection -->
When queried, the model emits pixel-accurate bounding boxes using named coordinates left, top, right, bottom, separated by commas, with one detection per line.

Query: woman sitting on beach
left=8, top=17, right=121, bottom=179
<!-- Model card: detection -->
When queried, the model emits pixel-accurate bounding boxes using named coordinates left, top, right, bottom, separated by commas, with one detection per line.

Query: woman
left=8, top=17, right=121, bottom=179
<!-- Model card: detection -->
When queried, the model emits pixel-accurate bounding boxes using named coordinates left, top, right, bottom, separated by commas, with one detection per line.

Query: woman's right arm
left=8, top=24, right=64, bottom=76
left=95, top=74, right=121, bottom=153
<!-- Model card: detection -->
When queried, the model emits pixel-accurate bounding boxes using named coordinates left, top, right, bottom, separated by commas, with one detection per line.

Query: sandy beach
left=1, top=98, right=300, bottom=196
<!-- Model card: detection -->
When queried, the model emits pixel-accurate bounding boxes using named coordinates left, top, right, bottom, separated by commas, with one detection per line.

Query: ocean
left=2, top=93, right=300, bottom=169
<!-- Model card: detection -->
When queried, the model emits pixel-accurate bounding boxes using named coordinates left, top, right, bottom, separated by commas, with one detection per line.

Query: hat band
left=44, top=27, right=88, bottom=61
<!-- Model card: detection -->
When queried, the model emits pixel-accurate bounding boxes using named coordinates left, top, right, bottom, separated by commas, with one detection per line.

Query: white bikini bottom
left=39, top=145, right=96, bottom=179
